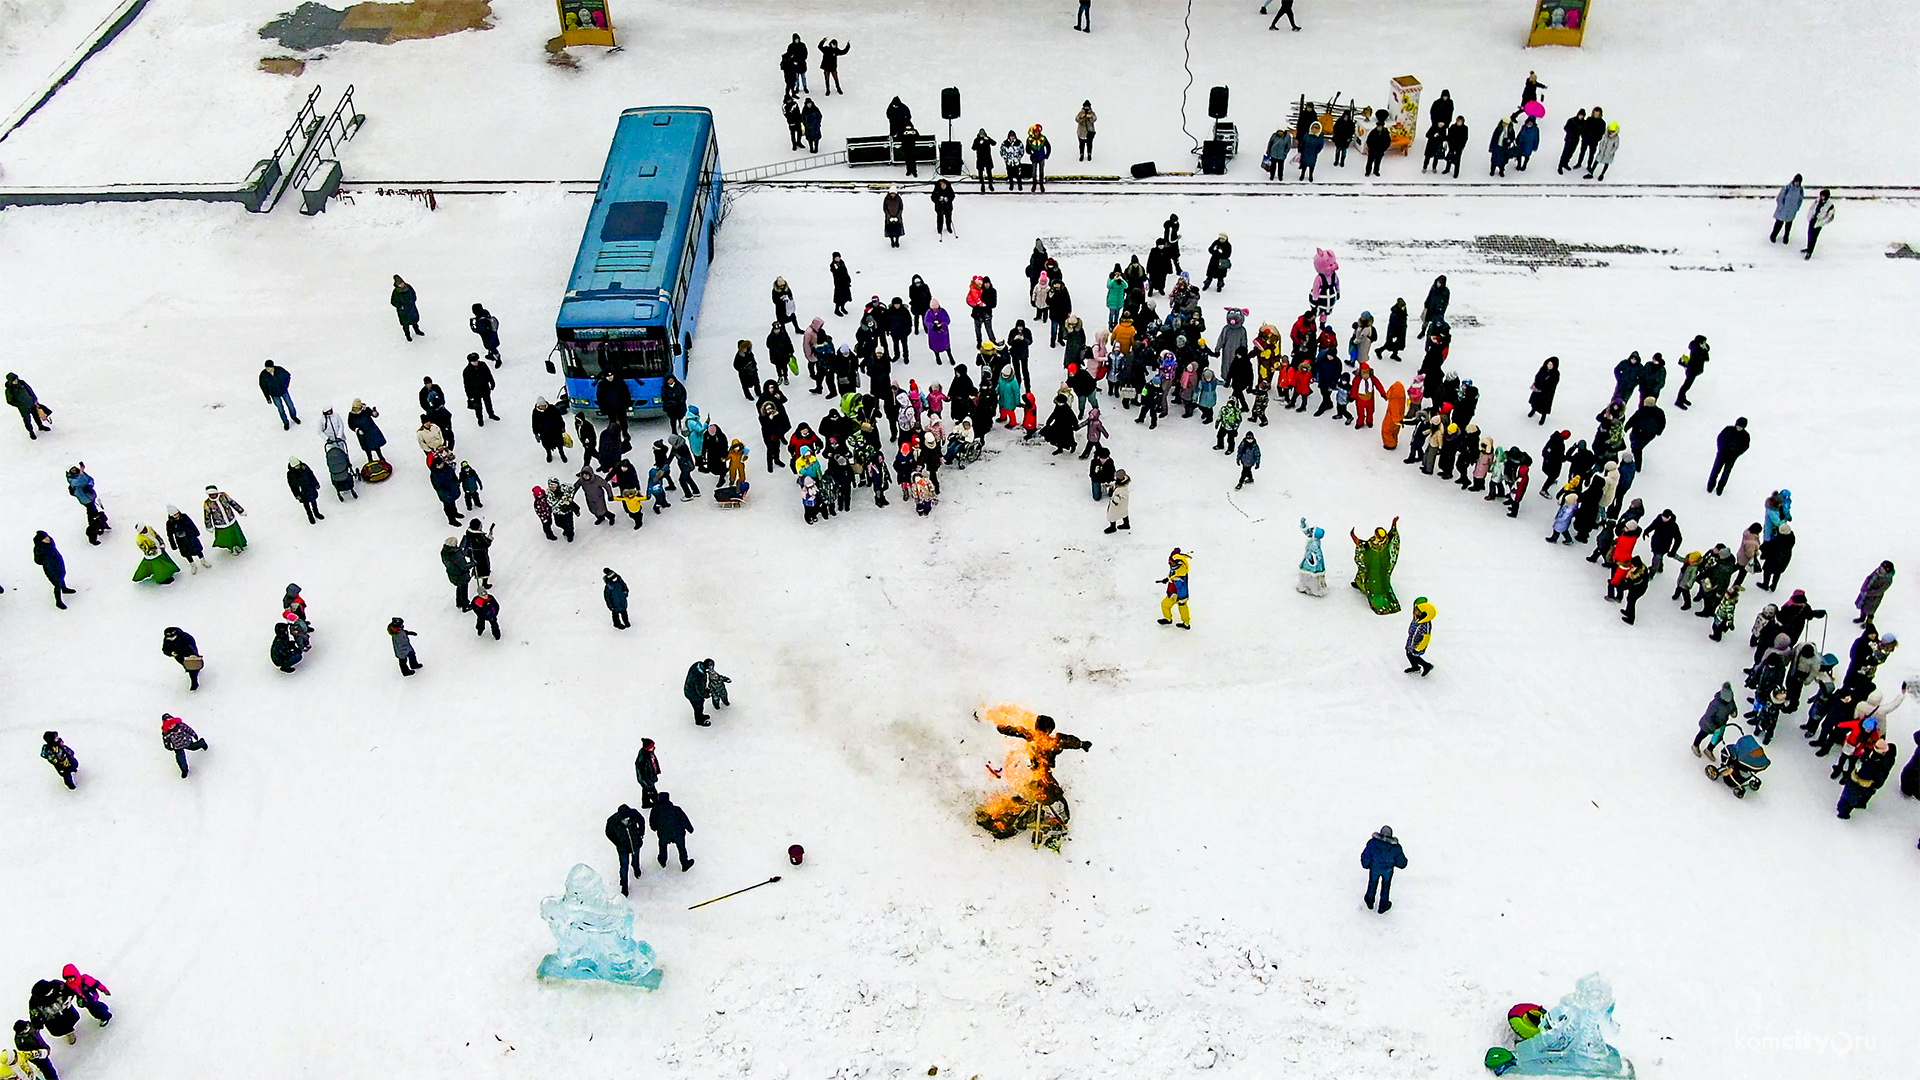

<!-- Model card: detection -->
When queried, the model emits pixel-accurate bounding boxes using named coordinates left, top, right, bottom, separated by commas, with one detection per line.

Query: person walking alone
left=32, top=531, right=76, bottom=609
left=1360, top=826, right=1408, bottom=913
left=1265, top=0, right=1300, bottom=31
left=160, top=713, right=209, bottom=779
left=1707, top=417, right=1749, bottom=495
left=603, top=568, right=631, bottom=629
left=4, top=372, right=52, bottom=440
left=390, top=275, right=423, bottom=341
left=388, top=617, right=423, bottom=676
left=1403, top=597, right=1436, bottom=675
left=258, top=360, right=300, bottom=430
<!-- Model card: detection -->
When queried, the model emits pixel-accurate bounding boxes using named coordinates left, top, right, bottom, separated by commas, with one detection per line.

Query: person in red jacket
left=1605, top=521, right=1642, bottom=599
left=62, top=964, right=110, bottom=1026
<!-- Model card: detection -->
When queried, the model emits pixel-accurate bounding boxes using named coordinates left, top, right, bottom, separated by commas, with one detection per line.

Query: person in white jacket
left=1803, top=189, right=1835, bottom=260
left=1103, top=470, right=1131, bottom=534
left=1584, top=121, right=1620, bottom=180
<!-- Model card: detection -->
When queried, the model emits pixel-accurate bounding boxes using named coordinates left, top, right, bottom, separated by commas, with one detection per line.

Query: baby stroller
left=1700, top=721, right=1770, bottom=798
left=325, top=442, right=357, bottom=500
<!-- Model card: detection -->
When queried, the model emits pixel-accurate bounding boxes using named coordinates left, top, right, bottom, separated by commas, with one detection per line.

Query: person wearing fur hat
left=1104, top=471, right=1131, bottom=533
left=1360, top=827, right=1407, bottom=912
left=202, top=485, right=247, bottom=554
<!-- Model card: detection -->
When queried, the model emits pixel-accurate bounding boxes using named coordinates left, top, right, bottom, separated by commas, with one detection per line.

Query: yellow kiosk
left=1528, top=0, right=1589, bottom=47
left=558, top=0, right=616, bottom=48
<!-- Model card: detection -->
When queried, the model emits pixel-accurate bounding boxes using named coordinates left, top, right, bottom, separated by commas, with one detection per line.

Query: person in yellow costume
left=1157, top=548, right=1192, bottom=628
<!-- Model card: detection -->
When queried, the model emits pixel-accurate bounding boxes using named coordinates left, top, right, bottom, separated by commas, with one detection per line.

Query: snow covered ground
left=3, top=4, right=1920, bottom=1080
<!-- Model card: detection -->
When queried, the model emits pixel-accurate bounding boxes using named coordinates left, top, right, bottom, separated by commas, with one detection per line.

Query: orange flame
left=975, top=704, right=1068, bottom=840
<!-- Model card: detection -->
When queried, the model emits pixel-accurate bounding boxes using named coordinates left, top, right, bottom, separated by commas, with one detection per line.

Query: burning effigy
left=975, top=704, right=1092, bottom=849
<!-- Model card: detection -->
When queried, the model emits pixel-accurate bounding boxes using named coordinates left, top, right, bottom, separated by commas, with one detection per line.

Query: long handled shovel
left=687, top=876, right=782, bottom=911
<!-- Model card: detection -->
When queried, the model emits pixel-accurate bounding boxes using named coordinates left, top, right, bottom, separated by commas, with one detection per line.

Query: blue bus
left=552, top=106, right=722, bottom=418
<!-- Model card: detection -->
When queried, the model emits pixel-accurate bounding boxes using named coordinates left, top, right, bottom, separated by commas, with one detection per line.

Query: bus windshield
left=563, top=332, right=670, bottom=381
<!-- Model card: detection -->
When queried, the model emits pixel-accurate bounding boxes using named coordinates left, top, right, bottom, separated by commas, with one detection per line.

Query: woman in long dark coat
left=1527, top=356, right=1560, bottom=425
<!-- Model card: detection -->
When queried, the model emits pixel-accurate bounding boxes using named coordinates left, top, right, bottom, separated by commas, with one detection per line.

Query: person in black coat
left=1331, top=108, right=1356, bottom=167
left=1539, top=430, right=1569, bottom=494
left=1644, top=509, right=1684, bottom=572
left=684, top=658, right=716, bottom=724
left=971, top=128, right=996, bottom=192
left=531, top=399, right=567, bottom=462
left=162, top=626, right=202, bottom=690
left=781, top=34, right=809, bottom=93
left=829, top=252, right=852, bottom=316
left=1364, top=116, right=1391, bottom=177
left=1707, top=417, right=1749, bottom=495
left=1625, top=397, right=1666, bottom=464
left=605, top=804, right=647, bottom=895
left=648, top=791, right=695, bottom=871
left=1579, top=107, right=1607, bottom=168
left=469, top=303, right=502, bottom=364
left=1527, top=357, right=1559, bottom=424
left=286, top=456, right=325, bottom=524
left=1041, top=394, right=1079, bottom=455
left=462, top=354, right=499, bottom=425
left=634, top=737, right=660, bottom=806
left=660, top=375, right=688, bottom=434
left=1419, top=276, right=1450, bottom=338
left=1675, top=334, right=1709, bottom=410
left=799, top=97, right=823, bottom=154
left=1758, top=523, right=1796, bottom=591
left=1444, top=118, right=1470, bottom=178
left=1145, top=241, right=1174, bottom=296
left=885, top=96, right=912, bottom=138
left=817, top=37, right=849, bottom=94
left=1558, top=108, right=1586, bottom=173
left=930, top=179, right=955, bottom=237
left=1429, top=90, right=1455, bottom=129
left=595, top=371, right=633, bottom=431
left=472, top=591, right=501, bottom=639
left=1382, top=299, right=1408, bottom=360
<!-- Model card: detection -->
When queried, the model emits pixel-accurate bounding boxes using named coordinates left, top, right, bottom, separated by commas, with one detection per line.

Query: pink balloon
left=1524, top=101, right=1547, bottom=118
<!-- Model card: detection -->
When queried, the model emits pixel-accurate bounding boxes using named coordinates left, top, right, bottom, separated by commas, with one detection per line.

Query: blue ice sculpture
left=537, top=864, right=662, bottom=989
left=1509, top=973, right=1634, bottom=1077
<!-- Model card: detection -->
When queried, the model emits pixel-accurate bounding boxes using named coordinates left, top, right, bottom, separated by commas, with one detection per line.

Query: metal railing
left=289, top=85, right=364, bottom=196
left=255, top=86, right=325, bottom=212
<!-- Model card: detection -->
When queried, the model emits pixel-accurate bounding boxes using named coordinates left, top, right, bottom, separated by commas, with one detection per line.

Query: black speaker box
left=1130, top=161, right=1157, bottom=179
left=941, top=87, right=961, bottom=120
left=1201, top=141, right=1228, bottom=175
left=938, top=140, right=963, bottom=175
left=1208, top=85, right=1229, bottom=120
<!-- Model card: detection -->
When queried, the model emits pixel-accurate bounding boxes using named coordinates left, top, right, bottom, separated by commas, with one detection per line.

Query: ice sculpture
left=537, top=864, right=662, bottom=989
left=1508, top=973, right=1634, bottom=1077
